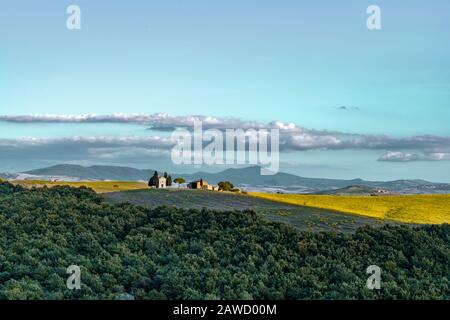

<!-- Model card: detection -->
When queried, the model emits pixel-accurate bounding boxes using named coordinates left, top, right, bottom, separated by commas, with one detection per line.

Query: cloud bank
left=0, top=113, right=265, bottom=130
left=378, top=151, right=450, bottom=162
left=1, top=113, right=450, bottom=163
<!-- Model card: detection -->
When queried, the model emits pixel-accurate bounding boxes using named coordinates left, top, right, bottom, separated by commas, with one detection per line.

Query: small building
left=205, top=185, right=218, bottom=191
left=154, top=176, right=167, bottom=189
left=370, top=189, right=391, bottom=196
left=188, top=179, right=218, bottom=191
left=189, top=179, right=207, bottom=189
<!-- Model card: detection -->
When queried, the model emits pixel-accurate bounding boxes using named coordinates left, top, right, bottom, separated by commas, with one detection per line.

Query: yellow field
left=250, top=193, right=450, bottom=224
left=13, top=180, right=148, bottom=193
left=9, top=180, right=450, bottom=224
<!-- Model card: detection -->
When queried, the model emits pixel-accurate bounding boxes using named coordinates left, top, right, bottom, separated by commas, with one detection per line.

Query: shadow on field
left=104, top=189, right=393, bottom=233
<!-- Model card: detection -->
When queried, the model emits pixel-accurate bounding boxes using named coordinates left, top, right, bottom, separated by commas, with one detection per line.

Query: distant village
left=147, top=171, right=237, bottom=192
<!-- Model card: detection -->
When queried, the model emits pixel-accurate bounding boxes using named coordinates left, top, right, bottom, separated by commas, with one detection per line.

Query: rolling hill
left=10, top=179, right=389, bottom=232
left=17, top=164, right=450, bottom=194
left=250, top=192, right=450, bottom=224
left=12, top=179, right=448, bottom=225
left=104, top=188, right=386, bottom=233
left=315, top=185, right=379, bottom=195
left=24, top=164, right=155, bottom=181
left=1, top=182, right=448, bottom=299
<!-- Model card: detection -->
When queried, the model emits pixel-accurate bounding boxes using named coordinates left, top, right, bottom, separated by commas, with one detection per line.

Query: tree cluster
left=0, top=182, right=448, bottom=300
left=218, top=181, right=238, bottom=192
left=148, top=171, right=172, bottom=187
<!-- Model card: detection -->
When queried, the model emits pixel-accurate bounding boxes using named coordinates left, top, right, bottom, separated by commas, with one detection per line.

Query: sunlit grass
left=12, top=180, right=450, bottom=225
left=13, top=180, right=148, bottom=193
left=249, top=193, right=450, bottom=224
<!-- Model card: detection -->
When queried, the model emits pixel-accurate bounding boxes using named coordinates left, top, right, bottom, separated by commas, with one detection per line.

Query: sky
left=1, top=1, right=450, bottom=181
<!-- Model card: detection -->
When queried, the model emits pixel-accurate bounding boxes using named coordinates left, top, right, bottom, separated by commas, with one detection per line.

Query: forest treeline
left=0, top=182, right=448, bottom=300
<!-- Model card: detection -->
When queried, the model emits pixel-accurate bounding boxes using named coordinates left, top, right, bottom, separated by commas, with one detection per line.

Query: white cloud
left=0, top=113, right=265, bottom=130
left=1, top=113, right=450, bottom=162
left=0, top=136, right=176, bottom=148
left=379, top=151, right=450, bottom=162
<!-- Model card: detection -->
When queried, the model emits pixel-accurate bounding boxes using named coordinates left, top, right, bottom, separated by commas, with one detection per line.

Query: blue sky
left=1, top=1, right=450, bottom=181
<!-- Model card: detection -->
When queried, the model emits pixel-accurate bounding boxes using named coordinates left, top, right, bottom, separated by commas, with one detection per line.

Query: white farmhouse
left=156, top=176, right=167, bottom=189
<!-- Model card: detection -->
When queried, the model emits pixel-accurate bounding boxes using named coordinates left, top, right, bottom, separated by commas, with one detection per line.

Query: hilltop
left=315, top=185, right=379, bottom=195
left=11, top=179, right=450, bottom=225
left=10, top=164, right=450, bottom=194
left=104, top=188, right=386, bottom=233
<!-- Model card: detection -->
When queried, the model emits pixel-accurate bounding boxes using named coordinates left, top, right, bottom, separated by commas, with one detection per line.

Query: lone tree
left=148, top=171, right=159, bottom=187
left=162, top=172, right=173, bottom=186
left=218, top=181, right=234, bottom=192
left=173, top=177, right=185, bottom=188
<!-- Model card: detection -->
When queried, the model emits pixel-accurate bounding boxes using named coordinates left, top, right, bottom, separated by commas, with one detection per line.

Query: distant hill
left=315, top=185, right=378, bottom=195
left=178, top=166, right=354, bottom=189
left=25, top=164, right=155, bottom=181
left=22, top=164, right=450, bottom=194
left=24, top=165, right=367, bottom=190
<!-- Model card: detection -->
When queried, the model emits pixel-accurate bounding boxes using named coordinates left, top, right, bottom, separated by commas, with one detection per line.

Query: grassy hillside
left=0, top=182, right=449, bottom=300
left=13, top=180, right=445, bottom=226
left=14, top=180, right=147, bottom=193
left=250, top=193, right=450, bottom=225
left=22, top=164, right=450, bottom=194
left=104, top=189, right=387, bottom=233
left=14, top=180, right=399, bottom=232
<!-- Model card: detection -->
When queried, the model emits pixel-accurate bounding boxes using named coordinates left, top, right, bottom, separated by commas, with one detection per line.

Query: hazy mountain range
left=1, top=164, right=449, bottom=194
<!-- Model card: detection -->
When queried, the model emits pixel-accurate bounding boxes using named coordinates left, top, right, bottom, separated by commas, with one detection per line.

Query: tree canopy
left=148, top=171, right=159, bottom=187
left=218, top=181, right=235, bottom=192
left=174, top=178, right=185, bottom=186
left=0, top=182, right=448, bottom=300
